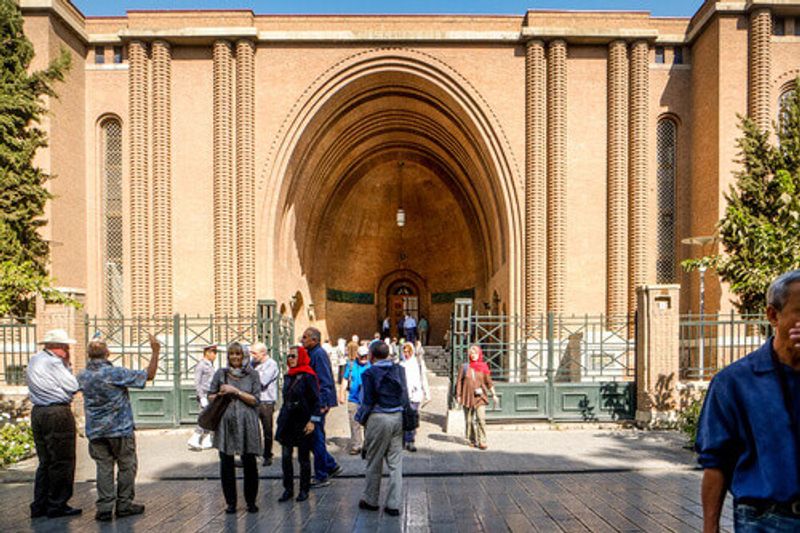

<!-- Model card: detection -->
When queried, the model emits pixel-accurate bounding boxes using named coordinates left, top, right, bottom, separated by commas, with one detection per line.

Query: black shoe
left=95, top=511, right=113, bottom=522
left=358, top=500, right=379, bottom=511
left=296, top=491, right=309, bottom=502
left=30, top=509, right=47, bottom=519
left=116, top=503, right=145, bottom=518
left=278, top=490, right=293, bottom=502
left=384, top=507, right=400, bottom=517
left=407, top=443, right=417, bottom=452
left=234, top=458, right=244, bottom=468
left=262, top=456, right=272, bottom=467
left=329, top=465, right=343, bottom=478
left=225, top=504, right=237, bottom=514
left=247, top=504, right=259, bottom=513
left=47, top=506, right=82, bottom=518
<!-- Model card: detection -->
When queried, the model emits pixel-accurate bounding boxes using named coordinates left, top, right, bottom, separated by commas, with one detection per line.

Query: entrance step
left=421, top=345, right=450, bottom=377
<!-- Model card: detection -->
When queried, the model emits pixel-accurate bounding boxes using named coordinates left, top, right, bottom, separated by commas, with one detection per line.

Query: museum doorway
left=268, top=51, right=522, bottom=342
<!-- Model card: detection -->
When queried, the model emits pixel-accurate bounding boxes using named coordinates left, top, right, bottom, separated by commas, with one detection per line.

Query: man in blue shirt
left=301, top=327, right=341, bottom=486
left=77, top=334, right=160, bottom=522
left=697, top=269, right=800, bottom=532
left=340, top=346, right=371, bottom=455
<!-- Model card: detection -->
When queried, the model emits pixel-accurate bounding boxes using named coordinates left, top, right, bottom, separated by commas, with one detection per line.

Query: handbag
left=197, top=371, right=233, bottom=431
left=402, top=403, right=419, bottom=432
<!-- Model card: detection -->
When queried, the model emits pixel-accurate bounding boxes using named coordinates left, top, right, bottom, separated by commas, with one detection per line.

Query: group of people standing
left=381, top=314, right=429, bottom=345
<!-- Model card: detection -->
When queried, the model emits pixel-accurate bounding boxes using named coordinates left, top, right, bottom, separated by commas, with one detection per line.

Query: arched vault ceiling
left=281, top=71, right=509, bottom=278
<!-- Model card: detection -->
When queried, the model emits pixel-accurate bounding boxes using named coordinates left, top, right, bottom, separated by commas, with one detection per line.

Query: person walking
left=697, top=269, right=800, bottom=532
left=275, top=346, right=319, bottom=503
left=418, top=316, right=429, bottom=346
left=404, top=314, right=417, bottom=344
left=335, top=338, right=348, bottom=385
left=188, top=344, right=217, bottom=450
left=78, top=334, right=161, bottom=521
left=456, top=344, right=497, bottom=450
left=381, top=316, right=391, bottom=339
left=251, top=342, right=279, bottom=466
left=301, top=327, right=342, bottom=487
left=207, top=342, right=262, bottom=514
left=340, top=345, right=372, bottom=455
left=26, top=329, right=81, bottom=519
left=400, top=342, right=430, bottom=452
left=355, top=341, right=409, bottom=517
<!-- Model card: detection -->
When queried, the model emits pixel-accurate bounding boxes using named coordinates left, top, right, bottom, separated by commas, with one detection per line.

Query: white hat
left=39, top=329, right=77, bottom=345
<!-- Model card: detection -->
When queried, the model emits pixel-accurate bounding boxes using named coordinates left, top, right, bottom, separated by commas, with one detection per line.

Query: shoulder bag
left=198, top=371, right=233, bottom=431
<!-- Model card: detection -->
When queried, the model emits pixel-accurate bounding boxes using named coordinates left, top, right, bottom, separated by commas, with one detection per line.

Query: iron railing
left=0, top=318, right=37, bottom=386
left=679, top=312, right=771, bottom=380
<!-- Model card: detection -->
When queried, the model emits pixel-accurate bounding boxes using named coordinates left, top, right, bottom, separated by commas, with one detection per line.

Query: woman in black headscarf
left=207, top=342, right=262, bottom=513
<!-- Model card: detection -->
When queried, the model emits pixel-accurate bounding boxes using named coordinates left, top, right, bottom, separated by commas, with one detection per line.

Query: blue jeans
left=734, top=504, right=800, bottom=532
left=311, top=412, right=338, bottom=481
left=403, top=402, right=420, bottom=443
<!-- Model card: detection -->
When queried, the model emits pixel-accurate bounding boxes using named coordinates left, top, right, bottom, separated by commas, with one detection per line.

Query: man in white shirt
left=188, top=344, right=217, bottom=450
left=26, top=329, right=81, bottom=519
left=250, top=342, right=279, bottom=466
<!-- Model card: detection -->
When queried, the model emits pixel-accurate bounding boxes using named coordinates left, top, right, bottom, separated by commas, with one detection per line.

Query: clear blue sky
left=73, top=1, right=705, bottom=18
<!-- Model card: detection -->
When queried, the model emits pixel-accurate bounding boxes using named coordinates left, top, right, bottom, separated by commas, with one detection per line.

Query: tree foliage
left=683, top=79, right=800, bottom=315
left=0, top=0, right=72, bottom=316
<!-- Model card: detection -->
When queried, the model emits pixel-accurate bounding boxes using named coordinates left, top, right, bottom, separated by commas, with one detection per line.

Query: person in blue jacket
left=340, top=345, right=372, bottom=455
left=301, top=327, right=342, bottom=486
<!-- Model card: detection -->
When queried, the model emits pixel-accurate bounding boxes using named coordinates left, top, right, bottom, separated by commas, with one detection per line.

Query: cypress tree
left=0, top=0, right=71, bottom=316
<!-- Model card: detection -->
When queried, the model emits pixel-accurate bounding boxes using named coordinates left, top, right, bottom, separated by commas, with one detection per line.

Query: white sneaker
left=187, top=433, right=202, bottom=450
left=200, top=433, right=214, bottom=449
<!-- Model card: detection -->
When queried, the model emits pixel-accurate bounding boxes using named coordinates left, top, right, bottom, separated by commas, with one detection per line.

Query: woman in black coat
left=275, top=345, right=320, bottom=503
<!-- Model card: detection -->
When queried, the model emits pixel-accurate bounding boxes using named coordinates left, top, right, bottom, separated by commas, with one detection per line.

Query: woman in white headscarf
left=399, top=342, right=430, bottom=452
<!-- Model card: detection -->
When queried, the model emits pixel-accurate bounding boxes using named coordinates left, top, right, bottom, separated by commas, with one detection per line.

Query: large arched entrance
left=263, top=50, right=522, bottom=342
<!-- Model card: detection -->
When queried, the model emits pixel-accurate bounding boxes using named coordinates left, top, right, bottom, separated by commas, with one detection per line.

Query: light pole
left=681, top=235, right=716, bottom=378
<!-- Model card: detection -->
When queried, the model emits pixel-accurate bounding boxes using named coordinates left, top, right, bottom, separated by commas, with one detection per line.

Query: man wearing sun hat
left=26, top=328, right=82, bottom=519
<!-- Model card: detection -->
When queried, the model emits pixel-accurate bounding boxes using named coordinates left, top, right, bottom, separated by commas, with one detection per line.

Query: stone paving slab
left=0, top=470, right=733, bottom=532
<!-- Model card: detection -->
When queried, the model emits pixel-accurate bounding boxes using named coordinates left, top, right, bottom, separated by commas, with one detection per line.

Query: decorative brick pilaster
left=749, top=8, right=772, bottom=132
left=128, top=41, right=150, bottom=318
left=607, top=40, right=629, bottom=318
left=213, top=40, right=235, bottom=317
left=628, top=41, right=649, bottom=313
left=151, top=40, right=173, bottom=317
left=525, top=40, right=547, bottom=318
left=547, top=39, right=567, bottom=313
left=236, top=40, right=256, bottom=316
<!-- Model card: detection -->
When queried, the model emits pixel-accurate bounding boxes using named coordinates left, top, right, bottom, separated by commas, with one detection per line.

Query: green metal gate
left=449, top=299, right=635, bottom=421
left=85, top=300, right=294, bottom=427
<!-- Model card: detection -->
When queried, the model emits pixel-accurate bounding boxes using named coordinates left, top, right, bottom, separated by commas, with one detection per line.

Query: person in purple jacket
left=301, top=327, right=342, bottom=486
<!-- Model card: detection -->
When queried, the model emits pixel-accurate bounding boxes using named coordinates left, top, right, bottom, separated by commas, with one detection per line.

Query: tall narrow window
left=101, top=119, right=123, bottom=317
left=656, top=119, right=677, bottom=283
left=774, top=17, right=785, bottom=36
left=655, top=46, right=665, bottom=64
left=674, top=47, right=684, bottom=65
left=779, top=89, right=794, bottom=132
left=95, top=46, right=105, bottom=64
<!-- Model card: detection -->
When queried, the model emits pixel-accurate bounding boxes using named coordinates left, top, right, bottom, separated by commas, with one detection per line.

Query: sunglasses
left=286, top=354, right=298, bottom=359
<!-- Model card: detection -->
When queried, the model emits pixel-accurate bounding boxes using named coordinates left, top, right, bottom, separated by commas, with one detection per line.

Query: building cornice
left=20, top=0, right=88, bottom=42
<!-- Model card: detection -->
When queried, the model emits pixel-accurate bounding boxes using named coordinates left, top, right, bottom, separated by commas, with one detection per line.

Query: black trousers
left=281, top=442, right=311, bottom=493
left=30, top=404, right=76, bottom=515
left=219, top=453, right=258, bottom=507
left=257, top=403, right=274, bottom=460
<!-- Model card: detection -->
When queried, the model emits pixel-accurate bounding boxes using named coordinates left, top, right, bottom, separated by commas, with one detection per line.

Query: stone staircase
left=421, top=345, right=450, bottom=377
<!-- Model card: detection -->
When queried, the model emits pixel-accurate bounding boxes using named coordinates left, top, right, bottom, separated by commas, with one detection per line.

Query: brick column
left=213, top=40, right=235, bottom=317
left=635, top=285, right=681, bottom=425
left=151, top=40, right=173, bottom=317
left=749, top=8, right=772, bottom=131
left=607, top=40, right=629, bottom=318
left=628, top=41, right=649, bottom=313
left=236, top=40, right=256, bottom=316
left=128, top=41, right=150, bottom=318
left=525, top=40, right=547, bottom=318
left=547, top=39, right=567, bottom=313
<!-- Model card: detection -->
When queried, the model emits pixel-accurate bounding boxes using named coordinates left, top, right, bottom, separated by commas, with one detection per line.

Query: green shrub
left=677, top=391, right=706, bottom=448
left=0, top=420, right=35, bottom=466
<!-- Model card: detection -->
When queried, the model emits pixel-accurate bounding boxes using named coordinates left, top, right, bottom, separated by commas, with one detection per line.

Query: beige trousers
left=464, top=405, right=487, bottom=446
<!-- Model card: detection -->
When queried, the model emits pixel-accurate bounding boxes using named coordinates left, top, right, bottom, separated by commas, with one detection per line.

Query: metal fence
left=0, top=318, right=36, bottom=386
left=679, top=312, right=771, bottom=380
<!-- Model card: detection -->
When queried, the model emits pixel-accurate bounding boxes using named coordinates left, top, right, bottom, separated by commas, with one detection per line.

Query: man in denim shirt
left=77, top=335, right=160, bottom=522
left=697, top=269, right=800, bottom=532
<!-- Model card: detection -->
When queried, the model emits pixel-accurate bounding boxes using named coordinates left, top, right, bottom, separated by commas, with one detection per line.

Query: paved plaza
left=0, top=376, right=733, bottom=531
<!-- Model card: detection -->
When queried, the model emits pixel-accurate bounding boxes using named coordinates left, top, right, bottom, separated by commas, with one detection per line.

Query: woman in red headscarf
left=455, top=344, right=497, bottom=450
left=275, top=345, right=319, bottom=503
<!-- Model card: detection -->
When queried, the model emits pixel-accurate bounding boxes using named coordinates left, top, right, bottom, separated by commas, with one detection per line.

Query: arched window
left=101, top=118, right=123, bottom=317
left=779, top=88, right=794, bottom=132
left=656, top=118, right=677, bottom=284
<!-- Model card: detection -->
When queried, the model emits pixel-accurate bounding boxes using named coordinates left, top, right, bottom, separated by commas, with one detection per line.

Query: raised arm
left=146, top=334, right=161, bottom=381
